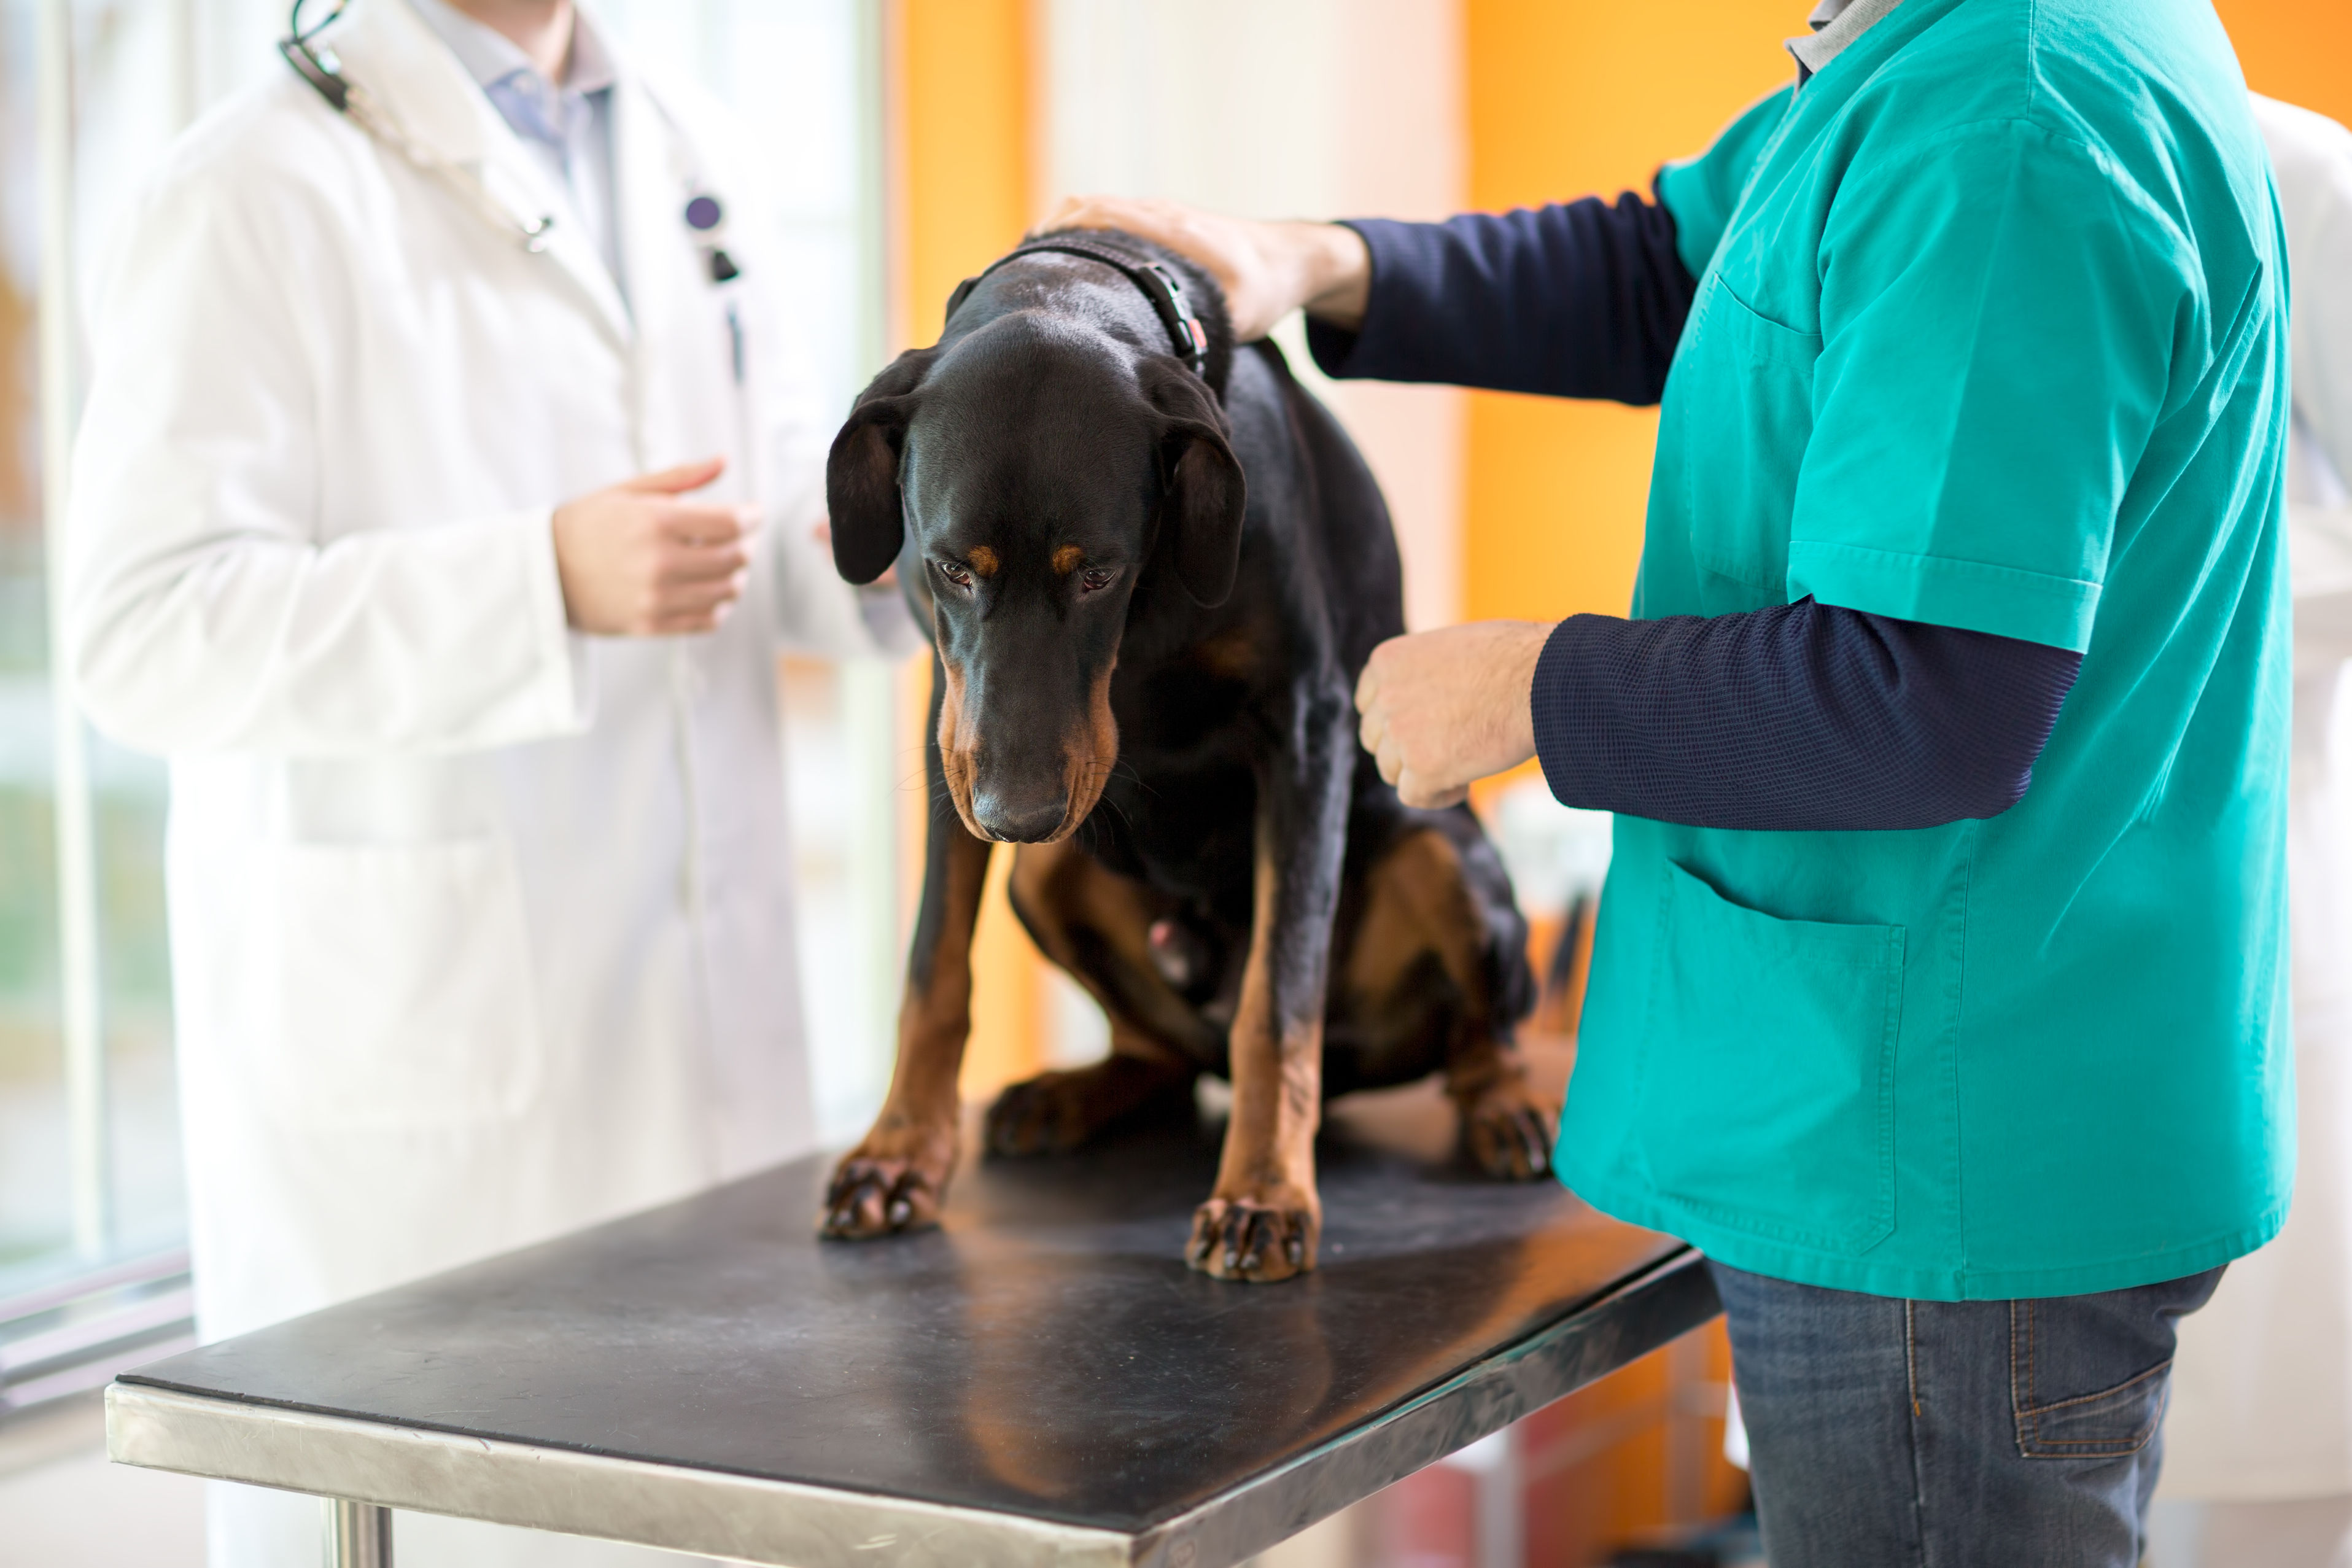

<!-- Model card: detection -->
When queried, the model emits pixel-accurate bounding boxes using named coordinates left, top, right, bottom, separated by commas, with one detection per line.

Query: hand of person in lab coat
left=1033, top=196, right=1371, bottom=342
left=1356, top=621, right=1553, bottom=809
left=551, top=457, right=755, bottom=635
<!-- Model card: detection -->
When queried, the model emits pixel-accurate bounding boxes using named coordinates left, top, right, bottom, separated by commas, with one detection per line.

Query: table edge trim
left=104, top=1381, right=1135, bottom=1568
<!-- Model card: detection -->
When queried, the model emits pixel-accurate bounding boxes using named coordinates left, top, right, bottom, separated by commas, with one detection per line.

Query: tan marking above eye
left=964, top=546, right=999, bottom=577
left=1052, top=545, right=1084, bottom=575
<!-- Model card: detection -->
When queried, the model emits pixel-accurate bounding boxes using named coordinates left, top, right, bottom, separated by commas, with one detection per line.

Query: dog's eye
left=936, top=560, right=973, bottom=590
left=1078, top=567, right=1117, bottom=594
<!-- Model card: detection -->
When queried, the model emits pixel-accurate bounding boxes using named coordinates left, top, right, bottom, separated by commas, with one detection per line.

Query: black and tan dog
left=818, top=232, right=1556, bottom=1283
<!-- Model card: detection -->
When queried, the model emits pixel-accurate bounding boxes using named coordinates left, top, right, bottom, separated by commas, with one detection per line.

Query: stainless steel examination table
left=102, top=1087, right=1719, bottom=1568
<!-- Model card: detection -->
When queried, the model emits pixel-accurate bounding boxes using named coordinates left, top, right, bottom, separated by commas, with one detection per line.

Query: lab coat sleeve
left=2265, top=98, right=2352, bottom=675
left=64, top=160, right=591, bottom=757
left=2297, top=580, right=2352, bottom=678
left=742, top=278, right=923, bottom=662
left=2276, top=106, right=2352, bottom=503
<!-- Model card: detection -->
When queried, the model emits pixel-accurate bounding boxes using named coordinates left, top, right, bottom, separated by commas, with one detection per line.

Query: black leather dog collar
left=946, top=238, right=1209, bottom=376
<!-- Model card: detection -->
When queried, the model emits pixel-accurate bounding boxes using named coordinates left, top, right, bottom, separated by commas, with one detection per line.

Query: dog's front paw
left=1459, top=1081, right=1559, bottom=1181
left=819, top=1124, right=957, bottom=1239
left=1187, top=1190, right=1320, bottom=1283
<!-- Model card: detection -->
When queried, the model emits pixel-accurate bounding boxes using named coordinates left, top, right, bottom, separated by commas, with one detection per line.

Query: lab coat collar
left=406, top=0, right=542, bottom=94
left=405, top=0, right=618, bottom=111
left=322, top=0, right=634, bottom=344
left=567, top=12, right=618, bottom=95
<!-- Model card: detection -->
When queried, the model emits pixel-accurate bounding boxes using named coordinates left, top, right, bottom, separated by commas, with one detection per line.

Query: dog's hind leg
left=985, top=840, right=1214, bottom=1157
left=1352, top=821, right=1557, bottom=1181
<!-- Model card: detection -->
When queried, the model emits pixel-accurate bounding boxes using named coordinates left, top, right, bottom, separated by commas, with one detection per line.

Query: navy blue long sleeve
left=1530, top=603, right=2082, bottom=832
left=1305, top=191, right=2087, bottom=831
left=1305, top=192, right=1696, bottom=404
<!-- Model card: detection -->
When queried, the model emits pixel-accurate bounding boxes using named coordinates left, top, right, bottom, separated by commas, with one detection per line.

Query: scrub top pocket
left=1636, top=860, right=1904, bottom=1254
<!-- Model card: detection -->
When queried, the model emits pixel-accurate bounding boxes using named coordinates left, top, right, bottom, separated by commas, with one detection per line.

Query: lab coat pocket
left=265, top=837, right=545, bottom=1128
left=1672, top=276, right=1821, bottom=594
left=1637, top=861, right=1903, bottom=1253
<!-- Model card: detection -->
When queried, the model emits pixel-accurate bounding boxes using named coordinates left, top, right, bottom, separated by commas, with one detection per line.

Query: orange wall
left=898, top=0, right=1033, bottom=349
left=1461, top=3, right=1791, bottom=627
left=2216, top=0, right=2352, bottom=129
left=895, top=0, right=1049, bottom=1101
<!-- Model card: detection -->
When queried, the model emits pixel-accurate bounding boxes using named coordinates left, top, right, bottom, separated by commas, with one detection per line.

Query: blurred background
left=0, top=1, right=2344, bottom=1564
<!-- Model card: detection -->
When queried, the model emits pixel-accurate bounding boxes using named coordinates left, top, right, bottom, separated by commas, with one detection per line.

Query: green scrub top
left=1558, top=0, right=2293, bottom=1301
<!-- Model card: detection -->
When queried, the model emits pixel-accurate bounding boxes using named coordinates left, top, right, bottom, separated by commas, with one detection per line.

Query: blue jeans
left=1712, top=1260, right=2225, bottom=1568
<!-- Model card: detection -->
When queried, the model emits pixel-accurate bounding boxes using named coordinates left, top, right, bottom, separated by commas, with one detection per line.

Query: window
left=1, top=0, right=205, bottom=1405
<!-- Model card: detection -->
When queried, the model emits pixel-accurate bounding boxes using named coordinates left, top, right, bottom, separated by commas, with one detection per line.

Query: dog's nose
left=971, top=786, right=1069, bottom=843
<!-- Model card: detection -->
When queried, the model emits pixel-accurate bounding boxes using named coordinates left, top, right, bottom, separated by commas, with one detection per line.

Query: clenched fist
left=1355, top=621, right=1554, bottom=809
left=551, top=456, right=755, bottom=636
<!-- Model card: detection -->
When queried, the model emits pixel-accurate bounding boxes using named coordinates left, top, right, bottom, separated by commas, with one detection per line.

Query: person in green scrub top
left=1043, top=1, right=2290, bottom=1562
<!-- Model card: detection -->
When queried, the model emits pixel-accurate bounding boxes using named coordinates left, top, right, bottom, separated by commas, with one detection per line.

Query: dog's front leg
left=1191, top=693, right=1355, bottom=1282
left=821, top=670, right=992, bottom=1238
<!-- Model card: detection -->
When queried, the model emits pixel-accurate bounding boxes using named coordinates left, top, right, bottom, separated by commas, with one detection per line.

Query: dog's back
left=1254, top=341, right=1414, bottom=673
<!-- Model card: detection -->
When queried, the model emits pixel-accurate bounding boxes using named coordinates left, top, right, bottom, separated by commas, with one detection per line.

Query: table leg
left=324, top=1498, right=393, bottom=1567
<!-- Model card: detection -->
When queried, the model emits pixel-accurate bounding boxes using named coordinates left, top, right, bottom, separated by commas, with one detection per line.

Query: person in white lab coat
left=62, top=1, right=909, bottom=1563
left=2154, top=91, right=2352, bottom=1568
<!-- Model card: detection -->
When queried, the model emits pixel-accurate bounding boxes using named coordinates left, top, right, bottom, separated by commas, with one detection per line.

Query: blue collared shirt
left=408, top=0, right=626, bottom=304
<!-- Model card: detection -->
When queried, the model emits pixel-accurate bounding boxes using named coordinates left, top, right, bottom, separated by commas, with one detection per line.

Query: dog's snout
left=972, top=784, right=1069, bottom=844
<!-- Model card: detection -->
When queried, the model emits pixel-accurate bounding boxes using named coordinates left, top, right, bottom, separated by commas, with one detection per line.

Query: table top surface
left=118, top=1085, right=1692, bottom=1541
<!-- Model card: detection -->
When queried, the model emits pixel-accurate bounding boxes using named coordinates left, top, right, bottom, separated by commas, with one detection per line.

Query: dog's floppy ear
left=1141, top=357, right=1247, bottom=607
left=827, top=348, right=938, bottom=585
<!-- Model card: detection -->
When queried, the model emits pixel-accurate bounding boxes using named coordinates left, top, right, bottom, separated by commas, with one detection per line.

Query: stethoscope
left=278, top=0, right=741, bottom=284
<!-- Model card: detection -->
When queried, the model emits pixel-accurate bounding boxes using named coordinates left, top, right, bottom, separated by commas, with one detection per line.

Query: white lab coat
left=64, top=2, right=901, bottom=1561
left=2161, top=93, right=2352, bottom=1505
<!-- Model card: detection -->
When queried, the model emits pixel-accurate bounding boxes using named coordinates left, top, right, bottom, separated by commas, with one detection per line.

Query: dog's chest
left=1111, top=645, right=1255, bottom=763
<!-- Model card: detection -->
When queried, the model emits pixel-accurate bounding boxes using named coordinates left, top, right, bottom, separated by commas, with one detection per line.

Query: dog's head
left=828, top=308, right=1246, bottom=844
